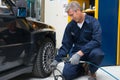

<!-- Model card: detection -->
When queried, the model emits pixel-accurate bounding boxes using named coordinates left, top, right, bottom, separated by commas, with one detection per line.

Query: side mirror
left=17, top=7, right=26, bottom=18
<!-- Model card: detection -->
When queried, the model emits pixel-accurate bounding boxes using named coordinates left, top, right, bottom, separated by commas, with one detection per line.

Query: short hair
left=65, top=1, right=83, bottom=12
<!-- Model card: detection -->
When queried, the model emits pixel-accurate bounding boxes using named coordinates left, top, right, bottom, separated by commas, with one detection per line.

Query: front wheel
left=33, top=38, right=55, bottom=78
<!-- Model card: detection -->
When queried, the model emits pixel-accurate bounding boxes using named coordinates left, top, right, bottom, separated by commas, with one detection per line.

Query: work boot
left=88, top=73, right=97, bottom=80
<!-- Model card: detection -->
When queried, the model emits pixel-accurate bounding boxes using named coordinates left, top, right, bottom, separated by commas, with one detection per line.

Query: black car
left=0, top=0, right=56, bottom=80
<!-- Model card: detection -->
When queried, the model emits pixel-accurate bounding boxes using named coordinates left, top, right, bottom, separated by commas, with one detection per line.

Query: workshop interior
left=0, top=0, right=120, bottom=80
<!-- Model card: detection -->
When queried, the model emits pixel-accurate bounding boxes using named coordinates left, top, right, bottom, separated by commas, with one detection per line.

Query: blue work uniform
left=55, top=14, right=104, bottom=80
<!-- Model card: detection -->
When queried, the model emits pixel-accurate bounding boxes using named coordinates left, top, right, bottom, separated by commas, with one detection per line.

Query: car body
left=0, top=0, right=56, bottom=79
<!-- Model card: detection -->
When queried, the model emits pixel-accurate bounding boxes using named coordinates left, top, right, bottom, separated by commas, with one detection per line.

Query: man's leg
left=88, top=48, right=104, bottom=80
left=63, top=62, right=84, bottom=80
left=88, top=48, right=104, bottom=73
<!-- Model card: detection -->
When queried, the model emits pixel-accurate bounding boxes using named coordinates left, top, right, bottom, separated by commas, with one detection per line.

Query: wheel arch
left=34, top=30, right=56, bottom=47
left=29, top=30, right=56, bottom=64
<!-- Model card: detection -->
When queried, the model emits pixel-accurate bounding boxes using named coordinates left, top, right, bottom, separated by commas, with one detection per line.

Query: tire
left=33, top=38, right=55, bottom=78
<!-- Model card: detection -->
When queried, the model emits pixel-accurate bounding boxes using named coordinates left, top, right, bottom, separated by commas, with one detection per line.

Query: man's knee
left=62, top=63, right=83, bottom=80
left=90, top=48, right=104, bottom=57
left=63, top=63, right=76, bottom=80
left=89, top=48, right=104, bottom=63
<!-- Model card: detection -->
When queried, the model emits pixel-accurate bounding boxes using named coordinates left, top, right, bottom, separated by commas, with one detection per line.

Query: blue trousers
left=62, top=48, right=104, bottom=80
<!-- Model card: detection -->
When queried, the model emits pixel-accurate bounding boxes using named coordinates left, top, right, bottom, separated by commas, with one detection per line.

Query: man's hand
left=50, top=60, right=58, bottom=68
left=69, top=53, right=81, bottom=65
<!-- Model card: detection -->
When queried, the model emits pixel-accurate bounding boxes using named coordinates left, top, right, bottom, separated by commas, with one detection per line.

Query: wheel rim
left=42, top=42, right=55, bottom=73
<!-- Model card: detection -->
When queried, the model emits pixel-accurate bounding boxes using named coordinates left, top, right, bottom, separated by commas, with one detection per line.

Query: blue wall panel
left=99, top=0, right=119, bottom=66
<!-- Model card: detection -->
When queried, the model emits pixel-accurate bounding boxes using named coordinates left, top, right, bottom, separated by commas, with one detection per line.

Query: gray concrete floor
left=11, top=62, right=120, bottom=80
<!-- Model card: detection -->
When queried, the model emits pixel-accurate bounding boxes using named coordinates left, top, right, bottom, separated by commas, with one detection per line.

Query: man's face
left=67, top=9, right=82, bottom=23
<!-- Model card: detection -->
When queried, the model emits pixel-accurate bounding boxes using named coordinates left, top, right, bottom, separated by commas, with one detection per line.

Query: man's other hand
left=69, top=53, right=81, bottom=65
left=50, top=60, right=58, bottom=68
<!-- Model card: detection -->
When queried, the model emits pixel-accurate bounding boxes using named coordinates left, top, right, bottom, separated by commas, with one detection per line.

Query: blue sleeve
left=81, top=19, right=102, bottom=54
left=55, top=24, right=74, bottom=62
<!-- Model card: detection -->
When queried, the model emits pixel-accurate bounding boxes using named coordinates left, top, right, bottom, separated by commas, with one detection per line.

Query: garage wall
left=0, top=0, right=6, bottom=7
left=0, top=0, right=1, bottom=6
left=44, top=0, right=68, bottom=48
left=99, top=0, right=119, bottom=66
left=117, top=0, right=120, bottom=65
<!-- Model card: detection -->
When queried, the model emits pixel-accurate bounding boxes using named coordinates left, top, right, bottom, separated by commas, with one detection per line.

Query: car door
left=0, top=17, right=30, bottom=71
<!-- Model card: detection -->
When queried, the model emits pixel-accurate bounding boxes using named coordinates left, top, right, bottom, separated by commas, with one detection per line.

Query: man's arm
left=80, top=19, right=102, bottom=54
left=55, top=24, right=74, bottom=62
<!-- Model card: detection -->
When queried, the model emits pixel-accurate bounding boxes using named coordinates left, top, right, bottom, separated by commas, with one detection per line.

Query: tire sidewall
left=33, top=38, right=55, bottom=78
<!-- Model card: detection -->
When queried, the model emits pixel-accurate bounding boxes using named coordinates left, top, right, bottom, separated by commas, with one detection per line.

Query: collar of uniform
left=84, top=14, right=91, bottom=24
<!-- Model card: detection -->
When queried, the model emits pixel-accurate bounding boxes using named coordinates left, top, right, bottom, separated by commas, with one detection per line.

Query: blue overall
left=55, top=14, right=104, bottom=80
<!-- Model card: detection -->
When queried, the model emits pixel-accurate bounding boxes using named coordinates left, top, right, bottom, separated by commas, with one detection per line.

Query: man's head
left=65, top=1, right=84, bottom=23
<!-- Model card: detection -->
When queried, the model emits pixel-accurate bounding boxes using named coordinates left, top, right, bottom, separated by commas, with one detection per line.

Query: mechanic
left=50, top=1, right=104, bottom=80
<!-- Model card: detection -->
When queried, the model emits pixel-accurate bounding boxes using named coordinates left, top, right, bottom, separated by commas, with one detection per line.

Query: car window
left=0, top=19, right=30, bottom=46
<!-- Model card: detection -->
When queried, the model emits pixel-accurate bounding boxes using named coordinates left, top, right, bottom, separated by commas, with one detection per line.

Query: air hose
left=83, top=61, right=119, bottom=80
left=52, top=60, right=119, bottom=80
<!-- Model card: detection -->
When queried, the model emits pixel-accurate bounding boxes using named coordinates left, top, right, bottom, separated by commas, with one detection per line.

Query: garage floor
left=29, top=62, right=120, bottom=80
left=10, top=62, right=120, bottom=80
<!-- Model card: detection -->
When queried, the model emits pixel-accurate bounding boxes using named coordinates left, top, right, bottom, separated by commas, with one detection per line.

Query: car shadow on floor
left=10, top=73, right=33, bottom=80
